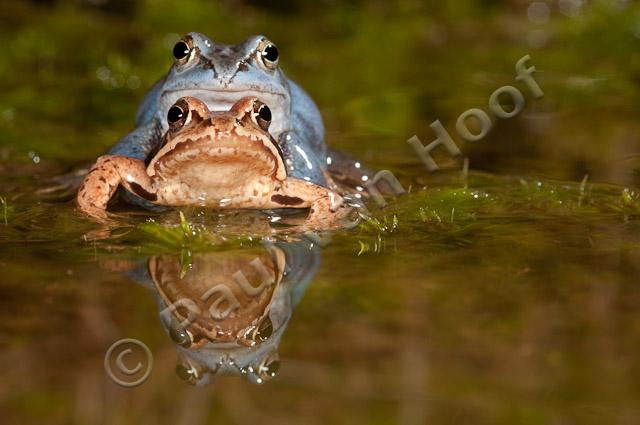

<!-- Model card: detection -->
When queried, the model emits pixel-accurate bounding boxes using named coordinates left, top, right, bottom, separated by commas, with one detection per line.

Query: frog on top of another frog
left=111, top=32, right=368, bottom=207
left=77, top=96, right=355, bottom=230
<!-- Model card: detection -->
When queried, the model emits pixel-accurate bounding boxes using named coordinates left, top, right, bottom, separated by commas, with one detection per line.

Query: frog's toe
left=77, top=205, right=115, bottom=225
left=326, top=148, right=374, bottom=189
left=119, top=189, right=169, bottom=212
left=303, top=197, right=359, bottom=230
left=82, top=227, right=114, bottom=242
left=328, top=191, right=343, bottom=212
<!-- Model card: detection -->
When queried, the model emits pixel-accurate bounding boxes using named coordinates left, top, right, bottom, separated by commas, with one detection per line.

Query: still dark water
left=2, top=1, right=640, bottom=424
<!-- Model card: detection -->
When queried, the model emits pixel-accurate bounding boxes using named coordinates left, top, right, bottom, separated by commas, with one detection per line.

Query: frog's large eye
left=251, top=101, right=272, bottom=131
left=258, top=41, right=279, bottom=69
left=167, top=100, right=189, bottom=130
left=173, top=38, right=194, bottom=64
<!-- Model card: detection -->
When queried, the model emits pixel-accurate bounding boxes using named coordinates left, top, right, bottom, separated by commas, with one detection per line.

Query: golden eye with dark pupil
left=258, top=104, right=271, bottom=122
left=173, top=41, right=190, bottom=60
left=168, top=105, right=185, bottom=124
left=260, top=43, right=279, bottom=69
left=262, top=44, right=278, bottom=62
left=253, top=103, right=272, bottom=131
left=167, top=101, right=189, bottom=130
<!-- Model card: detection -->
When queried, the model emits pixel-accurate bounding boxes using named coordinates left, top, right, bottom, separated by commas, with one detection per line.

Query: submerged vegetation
left=0, top=196, right=9, bottom=225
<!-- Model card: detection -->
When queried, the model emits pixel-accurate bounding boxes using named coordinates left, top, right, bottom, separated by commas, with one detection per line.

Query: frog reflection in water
left=110, top=32, right=368, bottom=209
left=127, top=239, right=319, bottom=385
left=77, top=97, right=351, bottom=229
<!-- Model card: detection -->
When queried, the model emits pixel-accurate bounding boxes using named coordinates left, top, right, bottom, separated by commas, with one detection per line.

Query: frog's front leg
left=274, top=179, right=353, bottom=229
left=108, top=119, right=168, bottom=211
left=76, top=155, right=153, bottom=221
left=38, top=120, right=164, bottom=205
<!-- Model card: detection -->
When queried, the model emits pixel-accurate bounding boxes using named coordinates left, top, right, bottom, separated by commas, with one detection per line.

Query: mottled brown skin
left=77, top=96, right=348, bottom=228
left=148, top=247, right=285, bottom=348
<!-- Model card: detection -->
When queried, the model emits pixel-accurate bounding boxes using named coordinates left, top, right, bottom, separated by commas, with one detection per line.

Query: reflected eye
left=168, top=315, right=193, bottom=347
left=253, top=315, right=273, bottom=342
left=252, top=102, right=272, bottom=131
left=167, top=101, right=188, bottom=130
left=261, top=357, right=280, bottom=379
left=259, top=42, right=279, bottom=69
left=176, top=362, right=201, bottom=385
left=169, top=323, right=192, bottom=347
left=256, top=352, right=280, bottom=382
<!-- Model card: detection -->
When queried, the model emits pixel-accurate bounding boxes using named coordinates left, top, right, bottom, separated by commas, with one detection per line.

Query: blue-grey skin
left=110, top=32, right=328, bottom=209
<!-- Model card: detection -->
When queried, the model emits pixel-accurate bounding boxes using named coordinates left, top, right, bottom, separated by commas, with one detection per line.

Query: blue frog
left=111, top=32, right=353, bottom=209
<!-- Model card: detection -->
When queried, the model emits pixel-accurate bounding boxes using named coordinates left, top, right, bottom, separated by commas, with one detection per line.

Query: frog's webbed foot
left=307, top=196, right=357, bottom=230
left=76, top=155, right=151, bottom=221
left=326, top=148, right=375, bottom=191
left=101, top=119, right=166, bottom=211
left=275, top=180, right=358, bottom=230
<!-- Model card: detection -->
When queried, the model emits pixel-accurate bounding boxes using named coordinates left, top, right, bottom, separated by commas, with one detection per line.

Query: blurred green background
left=2, top=1, right=640, bottom=425
left=2, top=0, right=640, bottom=183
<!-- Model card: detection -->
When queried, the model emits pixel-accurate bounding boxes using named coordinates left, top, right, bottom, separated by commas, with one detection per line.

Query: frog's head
left=174, top=338, right=282, bottom=386
left=148, top=246, right=290, bottom=386
left=159, top=32, right=292, bottom=137
left=150, top=245, right=287, bottom=350
left=144, top=239, right=320, bottom=386
left=147, top=96, right=287, bottom=187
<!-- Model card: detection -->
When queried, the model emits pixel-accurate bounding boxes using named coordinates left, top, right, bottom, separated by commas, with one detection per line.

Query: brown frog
left=77, top=96, right=351, bottom=229
left=149, top=247, right=285, bottom=350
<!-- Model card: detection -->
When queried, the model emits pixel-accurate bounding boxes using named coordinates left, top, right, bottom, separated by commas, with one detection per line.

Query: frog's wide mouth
left=162, top=89, right=290, bottom=133
left=164, top=88, right=288, bottom=103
